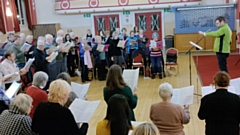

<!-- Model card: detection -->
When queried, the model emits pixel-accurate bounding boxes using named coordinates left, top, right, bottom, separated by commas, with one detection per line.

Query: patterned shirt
left=0, top=87, right=11, bottom=105
left=0, top=106, right=36, bottom=135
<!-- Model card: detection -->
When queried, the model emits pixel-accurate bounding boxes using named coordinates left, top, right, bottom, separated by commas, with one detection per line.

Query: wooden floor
left=71, top=55, right=206, bottom=135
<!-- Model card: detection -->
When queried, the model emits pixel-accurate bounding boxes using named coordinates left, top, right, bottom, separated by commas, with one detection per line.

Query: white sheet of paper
left=117, top=40, right=126, bottom=48
left=71, top=82, right=90, bottom=99
left=131, top=121, right=146, bottom=127
left=123, top=68, right=139, bottom=90
left=5, top=81, right=21, bottom=98
left=24, top=58, right=35, bottom=69
left=46, top=46, right=58, bottom=54
left=190, top=41, right=203, bottom=50
left=201, top=86, right=236, bottom=97
left=150, top=40, right=157, bottom=48
left=47, top=52, right=58, bottom=62
left=69, top=99, right=100, bottom=123
left=3, top=72, right=19, bottom=82
left=230, top=78, right=240, bottom=95
left=128, top=131, right=133, bottom=135
left=171, top=86, right=194, bottom=105
left=20, top=43, right=32, bottom=52
left=97, top=44, right=104, bottom=52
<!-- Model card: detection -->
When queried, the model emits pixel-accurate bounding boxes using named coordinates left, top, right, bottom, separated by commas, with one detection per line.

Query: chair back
left=166, top=48, right=178, bottom=63
left=133, top=54, right=143, bottom=63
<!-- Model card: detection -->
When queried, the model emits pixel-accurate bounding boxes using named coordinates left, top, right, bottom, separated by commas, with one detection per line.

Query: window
left=15, top=0, right=27, bottom=26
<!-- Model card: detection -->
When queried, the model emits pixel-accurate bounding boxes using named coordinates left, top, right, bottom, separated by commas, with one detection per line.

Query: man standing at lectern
left=198, top=16, right=232, bottom=73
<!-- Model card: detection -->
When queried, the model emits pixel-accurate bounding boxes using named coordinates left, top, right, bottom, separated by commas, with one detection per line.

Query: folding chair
left=165, top=48, right=179, bottom=75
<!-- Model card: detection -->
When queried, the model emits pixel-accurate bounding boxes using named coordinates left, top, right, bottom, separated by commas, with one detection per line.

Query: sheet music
left=97, top=44, right=105, bottom=52
left=130, top=39, right=135, bottom=46
left=46, top=46, right=58, bottom=54
left=5, top=81, right=21, bottom=98
left=131, top=121, right=146, bottom=127
left=24, top=58, right=35, bottom=69
left=201, top=86, right=236, bottom=97
left=69, top=99, right=100, bottom=123
left=189, top=41, right=203, bottom=50
left=123, top=68, right=139, bottom=91
left=71, top=82, right=90, bottom=99
left=104, top=44, right=110, bottom=51
left=87, top=37, right=92, bottom=43
left=20, top=43, right=32, bottom=52
left=117, top=40, right=126, bottom=48
left=171, top=86, right=194, bottom=105
left=128, top=131, right=133, bottom=135
left=3, top=72, right=19, bottom=82
left=47, top=52, right=58, bottom=62
left=150, top=40, right=157, bottom=48
left=230, top=78, right=240, bottom=95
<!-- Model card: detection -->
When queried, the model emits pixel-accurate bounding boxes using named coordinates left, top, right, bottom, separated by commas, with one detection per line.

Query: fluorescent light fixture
left=94, top=8, right=108, bottom=12
left=177, top=5, right=234, bottom=11
left=139, top=5, right=154, bottom=9
left=109, top=7, right=123, bottom=11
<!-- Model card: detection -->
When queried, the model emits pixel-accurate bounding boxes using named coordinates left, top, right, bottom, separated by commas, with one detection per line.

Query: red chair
left=165, top=48, right=179, bottom=75
left=132, top=54, right=145, bottom=76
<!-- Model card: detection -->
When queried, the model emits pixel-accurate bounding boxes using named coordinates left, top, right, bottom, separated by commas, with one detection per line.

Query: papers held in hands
left=5, top=81, right=21, bottom=98
left=230, top=78, right=240, bottom=95
left=123, top=68, right=139, bottom=91
left=24, top=58, right=35, bottom=69
left=117, top=40, right=127, bottom=48
left=59, top=42, right=74, bottom=52
left=69, top=99, right=100, bottom=123
left=20, top=43, right=32, bottom=52
left=97, top=44, right=105, bottom=52
left=47, top=52, right=58, bottom=62
left=189, top=41, right=203, bottom=50
left=201, top=86, right=236, bottom=97
left=171, top=86, right=194, bottom=105
left=46, top=46, right=58, bottom=54
left=71, top=82, right=90, bottom=99
left=150, top=40, right=157, bottom=48
left=3, top=72, right=19, bottom=82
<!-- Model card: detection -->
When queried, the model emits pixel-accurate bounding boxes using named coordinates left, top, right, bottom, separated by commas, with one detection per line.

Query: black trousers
left=216, top=52, right=229, bottom=73
left=80, top=58, right=89, bottom=82
left=97, top=60, right=106, bottom=80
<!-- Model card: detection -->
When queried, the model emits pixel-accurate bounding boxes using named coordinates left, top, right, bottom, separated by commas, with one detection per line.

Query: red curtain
left=0, top=1, right=6, bottom=34
left=24, top=0, right=33, bottom=30
left=10, top=0, right=20, bottom=32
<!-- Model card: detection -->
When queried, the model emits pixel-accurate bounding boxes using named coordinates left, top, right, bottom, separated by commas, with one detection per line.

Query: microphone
left=196, top=29, right=211, bottom=50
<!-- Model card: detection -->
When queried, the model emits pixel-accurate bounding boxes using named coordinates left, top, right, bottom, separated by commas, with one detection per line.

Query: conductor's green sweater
left=206, top=24, right=232, bottom=53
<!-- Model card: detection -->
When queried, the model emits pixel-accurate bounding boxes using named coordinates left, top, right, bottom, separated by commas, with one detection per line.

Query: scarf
left=83, top=44, right=93, bottom=68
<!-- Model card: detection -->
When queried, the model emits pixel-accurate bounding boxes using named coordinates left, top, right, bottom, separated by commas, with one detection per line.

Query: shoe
left=159, top=74, right=163, bottom=79
left=163, top=72, right=166, bottom=78
left=82, top=80, right=85, bottom=83
left=151, top=74, right=155, bottom=79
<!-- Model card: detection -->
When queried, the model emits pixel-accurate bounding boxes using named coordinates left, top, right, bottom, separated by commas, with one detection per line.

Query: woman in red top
left=26, top=71, right=48, bottom=118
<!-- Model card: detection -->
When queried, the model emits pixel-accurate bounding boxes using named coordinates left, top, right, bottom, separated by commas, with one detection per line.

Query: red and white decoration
left=118, top=0, right=129, bottom=6
left=88, top=0, right=99, bottom=8
left=148, top=0, right=159, bottom=4
left=60, top=0, right=70, bottom=9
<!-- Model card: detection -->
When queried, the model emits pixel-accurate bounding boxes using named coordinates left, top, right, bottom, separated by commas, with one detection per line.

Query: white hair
left=32, top=71, right=48, bottom=88
left=37, top=40, right=45, bottom=47
left=26, top=35, right=33, bottom=41
left=19, top=33, right=25, bottom=37
left=55, top=36, right=63, bottom=43
left=10, top=93, right=33, bottom=114
left=45, top=34, right=53, bottom=40
left=112, top=31, right=118, bottom=37
left=158, top=83, right=173, bottom=101
left=38, top=36, right=45, bottom=41
left=57, top=29, right=64, bottom=37
left=69, top=32, right=75, bottom=38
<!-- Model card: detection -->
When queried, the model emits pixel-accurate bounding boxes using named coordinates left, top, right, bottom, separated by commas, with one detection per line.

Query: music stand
left=186, top=41, right=202, bottom=97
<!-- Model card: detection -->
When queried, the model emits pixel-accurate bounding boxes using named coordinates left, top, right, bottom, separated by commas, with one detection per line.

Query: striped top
left=150, top=40, right=162, bottom=57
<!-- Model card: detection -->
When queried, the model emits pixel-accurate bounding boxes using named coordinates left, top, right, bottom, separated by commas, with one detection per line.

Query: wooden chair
left=132, top=53, right=145, bottom=76
left=165, top=48, right=179, bottom=75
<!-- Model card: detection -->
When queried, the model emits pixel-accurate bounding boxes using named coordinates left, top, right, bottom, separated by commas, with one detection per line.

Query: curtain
left=10, top=0, right=20, bottom=32
left=24, top=0, right=32, bottom=30
left=0, top=1, right=6, bottom=34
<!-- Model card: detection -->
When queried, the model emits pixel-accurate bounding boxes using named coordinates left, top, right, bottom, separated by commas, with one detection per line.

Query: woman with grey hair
left=108, top=31, right=123, bottom=68
left=150, top=82, right=190, bottom=135
left=0, top=93, right=36, bottom=135
left=26, top=71, right=48, bottom=118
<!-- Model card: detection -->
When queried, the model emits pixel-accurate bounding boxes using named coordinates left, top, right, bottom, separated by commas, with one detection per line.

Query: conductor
left=198, top=16, right=232, bottom=73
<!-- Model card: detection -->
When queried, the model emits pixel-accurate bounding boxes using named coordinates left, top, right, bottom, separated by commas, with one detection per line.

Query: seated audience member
left=12, top=36, right=26, bottom=69
left=32, top=79, right=88, bottom=135
left=132, top=123, right=160, bottom=135
left=96, top=94, right=133, bottom=135
left=93, top=36, right=107, bottom=81
left=45, top=34, right=58, bottom=82
left=79, top=36, right=92, bottom=82
left=33, top=40, right=50, bottom=75
left=108, top=31, right=123, bottom=68
left=0, top=93, right=35, bottom=135
left=56, top=72, right=78, bottom=107
left=19, top=33, right=26, bottom=46
left=24, top=35, right=34, bottom=61
left=103, top=64, right=138, bottom=121
left=0, top=78, right=11, bottom=114
left=150, top=82, right=190, bottom=135
left=150, top=32, right=163, bottom=79
left=3, top=33, right=15, bottom=51
left=1, top=50, right=28, bottom=89
left=198, top=71, right=240, bottom=135
left=26, top=71, right=48, bottom=118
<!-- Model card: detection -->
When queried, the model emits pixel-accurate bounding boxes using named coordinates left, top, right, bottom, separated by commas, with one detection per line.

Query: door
left=94, top=14, right=120, bottom=35
left=135, top=12, right=162, bottom=41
